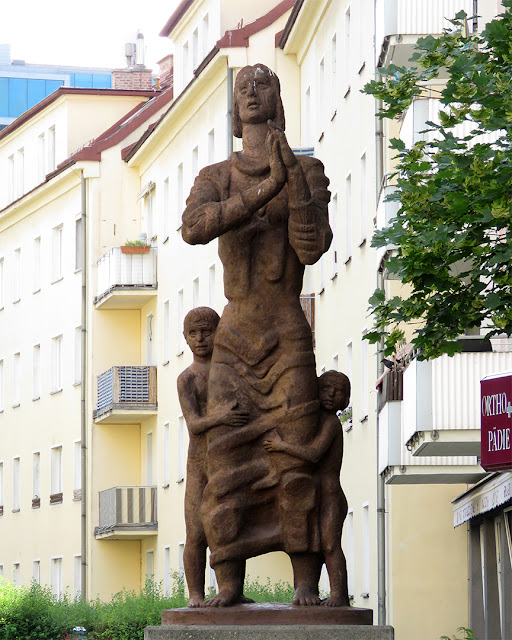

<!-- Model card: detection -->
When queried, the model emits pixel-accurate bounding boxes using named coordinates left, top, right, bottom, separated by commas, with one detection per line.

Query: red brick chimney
left=113, top=31, right=154, bottom=90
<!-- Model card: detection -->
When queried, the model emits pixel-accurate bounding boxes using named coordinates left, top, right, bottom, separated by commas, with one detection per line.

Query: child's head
left=318, top=370, right=350, bottom=412
left=183, top=307, right=220, bottom=358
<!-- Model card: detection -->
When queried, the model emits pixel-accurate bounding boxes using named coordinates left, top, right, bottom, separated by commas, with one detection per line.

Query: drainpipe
left=80, top=170, right=88, bottom=601
left=227, top=65, right=233, bottom=157
left=375, top=0, right=386, bottom=626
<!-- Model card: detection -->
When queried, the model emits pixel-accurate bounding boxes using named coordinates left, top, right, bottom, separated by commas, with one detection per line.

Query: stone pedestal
left=144, top=604, right=394, bottom=640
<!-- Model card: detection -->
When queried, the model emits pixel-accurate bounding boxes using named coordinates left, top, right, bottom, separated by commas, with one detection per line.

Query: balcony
left=94, top=247, right=157, bottom=309
left=94, top=486, right=157, bottom=540
left=376, top=0, right=475, bottom=67
left=404, top=349, right=512, bottom=457
left=93, top=365, right=157, bottom=424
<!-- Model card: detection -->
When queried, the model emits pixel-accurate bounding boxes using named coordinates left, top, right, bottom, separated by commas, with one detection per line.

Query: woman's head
left=233, top=64, right=285, bottom=138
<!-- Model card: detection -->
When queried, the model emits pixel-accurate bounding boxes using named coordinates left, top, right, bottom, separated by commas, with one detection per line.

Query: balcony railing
left=93, top=365, right=157, bottom=423
left=95, top=247, right=157, bottom=308
left=95, top=485, right=157, bottom=539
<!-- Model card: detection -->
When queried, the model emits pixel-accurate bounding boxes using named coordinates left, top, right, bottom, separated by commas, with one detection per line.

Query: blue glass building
left=0, top=44, right=112, bottom=130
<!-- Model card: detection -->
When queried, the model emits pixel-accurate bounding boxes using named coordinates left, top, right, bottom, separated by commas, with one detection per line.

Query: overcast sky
left=1, top=0, right=181, bottom=71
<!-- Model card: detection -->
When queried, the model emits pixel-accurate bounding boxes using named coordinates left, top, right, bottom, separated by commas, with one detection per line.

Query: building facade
left=0, top=1, right=510, bottom=639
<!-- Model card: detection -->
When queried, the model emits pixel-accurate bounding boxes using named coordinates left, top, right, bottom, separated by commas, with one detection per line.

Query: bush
left=0, top=574, right=293, bottom=640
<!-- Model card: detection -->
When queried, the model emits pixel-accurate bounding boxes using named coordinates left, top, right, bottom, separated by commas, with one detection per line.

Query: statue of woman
left=182, top=64, right=332, bottom=607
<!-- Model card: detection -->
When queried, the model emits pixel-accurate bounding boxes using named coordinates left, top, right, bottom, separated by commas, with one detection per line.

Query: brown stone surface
left=161, top=603, right=373, bottom=626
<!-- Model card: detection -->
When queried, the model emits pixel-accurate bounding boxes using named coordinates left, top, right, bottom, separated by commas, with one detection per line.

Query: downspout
left=80, top=170, right=88, bottom=601
left=227, top=65, right=233, bottom=157
left=375, top=0, right=386, bottom=626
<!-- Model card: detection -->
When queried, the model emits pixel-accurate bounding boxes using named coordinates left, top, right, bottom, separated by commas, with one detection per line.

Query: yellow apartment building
left=0, top=1, right=510, bottom=639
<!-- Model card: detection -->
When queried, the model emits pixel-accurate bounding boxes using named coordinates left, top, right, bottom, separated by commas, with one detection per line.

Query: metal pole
left=80, top=170, right=88, bottom=601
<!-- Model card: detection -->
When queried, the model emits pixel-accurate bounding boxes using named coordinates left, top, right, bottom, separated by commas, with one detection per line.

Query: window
left=183, top=41, right=190, bottom=84
left=345, top=341, right=353, bottom=382
left=359, top=153, right=367, bottom=245
left=51, top=557, right=63, bottom=599
left=32, top=560, right=40, bottom=584
left=318, top=253, right=325, bottom=294
left=330, top=194, right=338, bottom=278
left=208, top=129, right=215, bottom=164
left=193, top=277, right=199, bottom=309
left=13, top=563, right=20, bottom=587
left=0, top=257, right=4, bottom=308
left=142, top=186, right=155, bottom=243
left=146, top=432, right=153, bottom=485
left=304, top=87, right=311, bottom=146
left=51, top=335, right=63, bottom=392
left=74, top=555, right=82, bottom=598
left=177, top=415, right=185, bottom=482
left=146, top=314, right=154, bottom=366
left=0, top=565, right=3, bottom=577
left=0, top=360, right=4, bottom=411
left=163, top=177, right=170, bottom=240
left=13, top=352, right=21, bottom=407
left=192, top=146, right=199, bottom=182
left=33, top=344, right=41, bottom=399
left=73, top=441, right=81, bottom=499
left=163, top=422, right=170, bottom=487
left=164, top=546, right=171, bottom=596
left=75, top=217, right=83, bottom=270
left=13, top=457, right=20, bottom=512
left=332, top=354, right=339, bottom=371
left=146, top=550, right=154, bottom=579
left=0, top=462, right=4, bottom=513
left=331, top=33, right=337, bottom=115
left=52, top=225, right=63, bottom=282
left=177, top=289, right=184, bottom=355
left=50, top=446, right=63, bottom=501
left=32, top=452, right=40, bottom=507
left=178, top=543, right=185, bottom=580
left=15, top=148, right=24, bottom=198
left=38, top=132, right=46, bottom=182
left=202, top=13, right=210, bottom=54
left=192, top=28, right=199, bottom=70
left=209, top=264, right=216, bottom=309
left=47, top=126, right=56, bottom=172
left=163, top=301, right=170, bottom=364
left=74, top=327, right=81, bottom=385
left=362, top=503, right=370, bottom=596
left=13, top=248, right=21, bottom=302
left=360, top=333, right=368, bottom=420
left=346, top=510, right=354, bottom=597
left=318, top=58, right=325, bottom=133
left=177, top=163, right=184, bottom=229
left=344, top=7, right=351, bottom=96
left=8, top=155, right=14, bottom=202
left=345, top=174, right=352, bottom=262
left=33, top=237, right=41, bottom=292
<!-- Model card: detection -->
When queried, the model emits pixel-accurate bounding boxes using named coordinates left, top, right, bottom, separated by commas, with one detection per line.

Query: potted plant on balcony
left=121, top=240, right=151, bottom=254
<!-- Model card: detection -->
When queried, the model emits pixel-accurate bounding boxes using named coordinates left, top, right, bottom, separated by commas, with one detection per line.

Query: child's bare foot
left=188, top=594, right=204, bottom=608
left=321, top=593, right=350, bottom=607
left=237, top=594, right=255, bottom=604
left=292, top=586, right=321, bottom=606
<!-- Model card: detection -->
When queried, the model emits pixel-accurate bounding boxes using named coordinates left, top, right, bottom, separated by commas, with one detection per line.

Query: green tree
left=363, top=2, right=512, bottom=359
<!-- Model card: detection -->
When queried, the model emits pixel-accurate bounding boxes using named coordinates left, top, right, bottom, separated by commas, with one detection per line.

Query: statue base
left=145, top=603, right=394, bottom=639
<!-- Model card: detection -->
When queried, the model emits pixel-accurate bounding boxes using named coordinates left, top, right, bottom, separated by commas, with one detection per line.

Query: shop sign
left=481, top=372, right=512, bottom=471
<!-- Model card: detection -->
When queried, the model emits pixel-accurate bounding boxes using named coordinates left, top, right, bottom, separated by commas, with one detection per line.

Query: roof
left=277, top=0, right=304, bottom=48
left=160, top=0, right=195, bottom=37
left=217, top=0, right=295, bottom=48
left=0, top=87, right=157, bottom=143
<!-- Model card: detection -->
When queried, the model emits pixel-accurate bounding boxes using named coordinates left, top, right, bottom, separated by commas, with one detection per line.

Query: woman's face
left=235, top=67, right=277, bottom=125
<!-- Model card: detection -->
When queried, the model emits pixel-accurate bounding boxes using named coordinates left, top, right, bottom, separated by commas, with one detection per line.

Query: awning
left=452, top=472, right=512, bottom=527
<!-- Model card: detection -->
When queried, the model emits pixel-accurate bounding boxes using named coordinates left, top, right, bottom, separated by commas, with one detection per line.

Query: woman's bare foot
left=188, top=594, right=204, bottom=608
left=292, top=586, right=321, bottom=606
left=203, top=589, right=240, bottom=607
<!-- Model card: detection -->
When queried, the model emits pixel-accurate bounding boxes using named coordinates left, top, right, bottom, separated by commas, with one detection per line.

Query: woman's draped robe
left=182, top=151, right=332, bottom=567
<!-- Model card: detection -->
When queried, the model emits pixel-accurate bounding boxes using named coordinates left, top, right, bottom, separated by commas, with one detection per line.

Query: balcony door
left=146, top=314, right=154, bottom=366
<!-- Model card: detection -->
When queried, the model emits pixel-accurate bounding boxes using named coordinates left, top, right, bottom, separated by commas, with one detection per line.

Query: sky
left=0, top=0, right=181, bottom=72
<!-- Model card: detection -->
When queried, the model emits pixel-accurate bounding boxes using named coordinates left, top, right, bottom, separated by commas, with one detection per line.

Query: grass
left=0, top=575, right=294, bottom=640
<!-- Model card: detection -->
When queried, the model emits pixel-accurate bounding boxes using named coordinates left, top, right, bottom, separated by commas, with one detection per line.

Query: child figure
left=263, top=370, right=351, bottom=607
left=177, top=307, right=250, bottom=607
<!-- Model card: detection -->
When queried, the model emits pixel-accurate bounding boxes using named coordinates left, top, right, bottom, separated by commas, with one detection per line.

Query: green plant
left=363, top=2, right=512, bottom=359
left=441, top=627, right=478, bottom=640
left=124, top=239, right=148, bottom=247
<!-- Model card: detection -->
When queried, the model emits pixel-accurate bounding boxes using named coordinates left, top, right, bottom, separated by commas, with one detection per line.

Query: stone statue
left=263, top=371, right=351, bottom=607
left=181, top=63, right=334, bottom=608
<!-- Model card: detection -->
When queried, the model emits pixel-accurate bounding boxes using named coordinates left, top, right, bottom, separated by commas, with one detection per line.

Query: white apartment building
left=1, top=1, right=510, bottom=638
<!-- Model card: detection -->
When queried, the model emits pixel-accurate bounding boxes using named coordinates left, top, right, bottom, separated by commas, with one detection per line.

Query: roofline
left=0, top=87, right=157, bottom=143
left=217, top=0, right=295, bottom=48
left=277, top=0, right=304, bottom=48
left=160, top=0, right=195, bottom=37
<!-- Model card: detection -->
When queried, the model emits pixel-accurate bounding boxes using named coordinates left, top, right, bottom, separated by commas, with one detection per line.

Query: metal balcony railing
left=93, top=365, right=157, bottom=419
left=95, top=485, right=157, bottom=536
left=95, top=247, right=157, bottom=304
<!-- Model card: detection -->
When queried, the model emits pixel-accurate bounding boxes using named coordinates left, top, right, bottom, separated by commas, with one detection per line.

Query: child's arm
left=263, top=416, right=337, bottom=463
left=178, top=372, right=249, bottom=436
